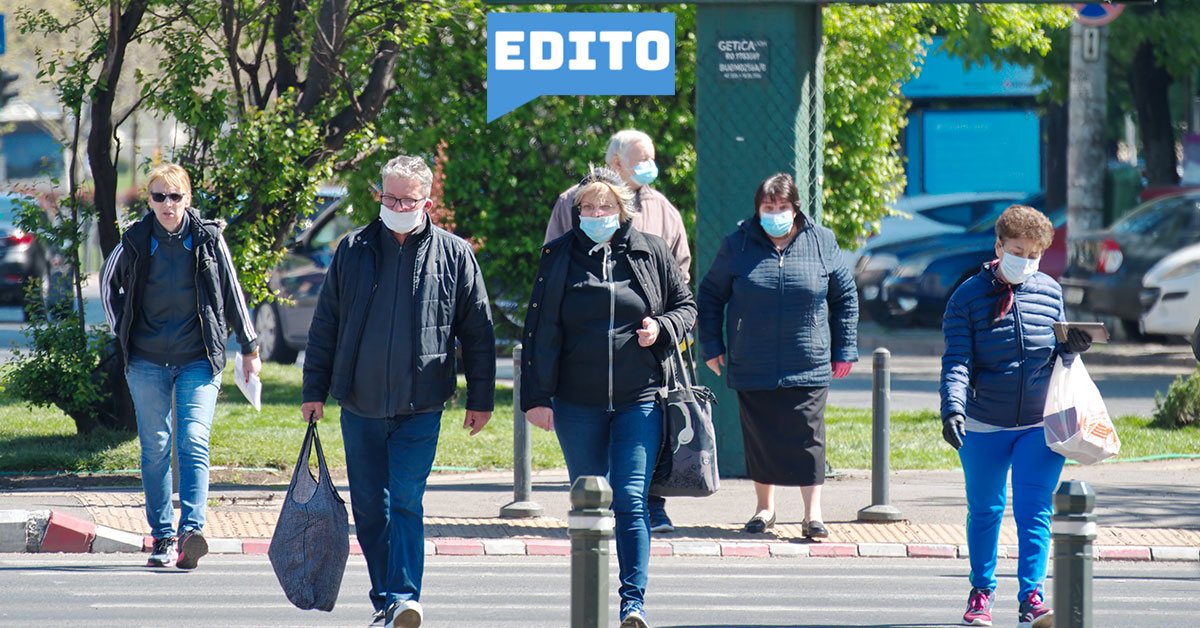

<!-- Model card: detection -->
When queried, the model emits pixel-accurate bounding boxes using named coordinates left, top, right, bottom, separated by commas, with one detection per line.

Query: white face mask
left=999, top=251, right=1039, bottom=284
left=380, top=204, right=423, bottom=234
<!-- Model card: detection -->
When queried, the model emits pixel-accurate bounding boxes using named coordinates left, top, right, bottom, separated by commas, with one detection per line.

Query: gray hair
left=575, top=166, right=636, bottom=223
left=605, top=129, right=653, bottom=166
left=380, top=155, right=433, bottom=196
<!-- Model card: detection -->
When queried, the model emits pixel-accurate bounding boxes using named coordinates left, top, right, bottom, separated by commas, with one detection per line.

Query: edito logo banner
left=487, top=12, right=675, bottom=122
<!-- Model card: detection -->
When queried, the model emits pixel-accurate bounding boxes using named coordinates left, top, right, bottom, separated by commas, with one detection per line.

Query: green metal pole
left=694, top=4, right=824, bottom=476
left=569, top=475, right=614, bottom=628
left=1052, top=479, right=1096, bottom=628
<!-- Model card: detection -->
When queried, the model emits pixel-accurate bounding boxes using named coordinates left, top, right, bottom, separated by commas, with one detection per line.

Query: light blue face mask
left=630, top=160, right=658, bottom=186
left=760, top=210, right=795, bottom=237
left=580, top=214, right=620, bottom=243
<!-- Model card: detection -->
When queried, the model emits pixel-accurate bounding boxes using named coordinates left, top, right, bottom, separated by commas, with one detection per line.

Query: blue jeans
left=959, top=426, right=1065, bottom=601
left=125, top=356, right=222, bottom=540
left=553, top=398, right=662, bottom=607
left=340, top=409, right=442, bottom=612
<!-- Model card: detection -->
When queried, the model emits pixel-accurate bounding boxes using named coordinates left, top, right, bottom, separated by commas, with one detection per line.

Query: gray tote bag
left=268, top=422, right=349, bottom=611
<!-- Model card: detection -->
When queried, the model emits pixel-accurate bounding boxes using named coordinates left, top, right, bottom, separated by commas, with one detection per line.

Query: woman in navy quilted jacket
left=940, top=205, right=1093, bottom=628
left=698, top=172, right=858, bottom=540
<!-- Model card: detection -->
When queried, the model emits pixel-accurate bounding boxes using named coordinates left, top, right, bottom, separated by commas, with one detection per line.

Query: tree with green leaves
left=348, top=1, right=1071, bottom=337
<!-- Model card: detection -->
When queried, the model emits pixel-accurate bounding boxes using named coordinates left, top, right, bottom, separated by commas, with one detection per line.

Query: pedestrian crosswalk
left=0, top=554, right=1195, bottom=627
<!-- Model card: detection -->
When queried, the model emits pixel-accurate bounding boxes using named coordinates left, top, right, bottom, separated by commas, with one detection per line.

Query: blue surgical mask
left=760, top=210, right=794, bottom=238
left=630, top=160, right=658, bottom=186
left=999, top=251, right=1039, bottom=284
left=580, top=214, right=620, bottom=243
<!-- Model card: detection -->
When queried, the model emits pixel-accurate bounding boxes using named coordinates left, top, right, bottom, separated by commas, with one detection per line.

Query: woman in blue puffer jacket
left=698, top=172, right=858, bottom=539
left=940, top=205, right=1093, bottom=628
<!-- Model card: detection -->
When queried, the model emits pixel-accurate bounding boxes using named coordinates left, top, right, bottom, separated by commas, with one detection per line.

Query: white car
left=1140, top=242, right=1200, bottom=358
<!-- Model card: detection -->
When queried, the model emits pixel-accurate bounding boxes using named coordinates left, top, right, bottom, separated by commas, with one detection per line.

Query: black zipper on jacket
left=604, top=244, right=615, bottom=412
left=1013, top=295, right=1027, bottom=426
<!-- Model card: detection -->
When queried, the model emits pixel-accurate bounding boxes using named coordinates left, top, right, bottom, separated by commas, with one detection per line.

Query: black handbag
left=268, top=422, right=350, bottom=611
left=650, top=327, right=720, bottom=497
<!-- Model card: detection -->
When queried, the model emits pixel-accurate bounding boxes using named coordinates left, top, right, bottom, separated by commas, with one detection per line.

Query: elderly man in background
left=544, top=128, right=691, bottom=534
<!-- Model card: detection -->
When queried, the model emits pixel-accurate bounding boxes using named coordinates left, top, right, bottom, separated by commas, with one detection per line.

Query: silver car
left=255, top=191, right=358, bottom=363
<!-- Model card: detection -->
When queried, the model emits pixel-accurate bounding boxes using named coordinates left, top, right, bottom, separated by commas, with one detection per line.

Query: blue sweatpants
left=959, top=426, right=1065, bottom=601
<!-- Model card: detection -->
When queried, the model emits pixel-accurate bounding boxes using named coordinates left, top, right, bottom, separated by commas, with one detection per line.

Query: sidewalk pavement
left=3, top=458, right=1199, bottom=560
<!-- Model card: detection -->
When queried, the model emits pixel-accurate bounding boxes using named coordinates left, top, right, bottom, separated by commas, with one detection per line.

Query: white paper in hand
left=233, top=352, right=262, bottom=412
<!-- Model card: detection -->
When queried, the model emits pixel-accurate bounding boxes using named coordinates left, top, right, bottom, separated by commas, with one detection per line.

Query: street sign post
left=1074, top=3, right=1125, bottom=27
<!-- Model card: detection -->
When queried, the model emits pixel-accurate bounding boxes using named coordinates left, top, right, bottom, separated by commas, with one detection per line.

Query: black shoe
left=176, top=531, right=208, bottom=570
left=743, top=512, right=776, bottom=533
left=146, top=536, right=177, bottom=567
left=648, top=507, right=674, bottom=534
left=369, top=608, right=388, bottom=627
left=802, top=520, right=829, bottom=539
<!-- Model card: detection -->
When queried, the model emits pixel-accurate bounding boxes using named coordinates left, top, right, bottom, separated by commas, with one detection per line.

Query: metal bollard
left=1052, top=480, right=1096, bottom=628
left=501, top=345, right=544, bottom=518
left=858, top=348, right=903, bottom=521
left=569, top=476, right=614, bottom=628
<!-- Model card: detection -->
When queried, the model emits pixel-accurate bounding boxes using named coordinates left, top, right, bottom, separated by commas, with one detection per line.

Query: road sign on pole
left=1073, top=3, right=1125, bottom=27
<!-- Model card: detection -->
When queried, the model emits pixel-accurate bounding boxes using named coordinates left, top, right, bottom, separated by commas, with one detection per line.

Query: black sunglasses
left=150, top=192, right=185, bottom=203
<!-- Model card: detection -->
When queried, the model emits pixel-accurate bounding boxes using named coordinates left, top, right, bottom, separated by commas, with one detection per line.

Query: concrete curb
left=4, top=509, right=1198, bottom=561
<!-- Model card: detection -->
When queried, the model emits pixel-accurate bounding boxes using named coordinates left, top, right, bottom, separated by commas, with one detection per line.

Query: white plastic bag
left=1042, top=356, right=1120, bottom=464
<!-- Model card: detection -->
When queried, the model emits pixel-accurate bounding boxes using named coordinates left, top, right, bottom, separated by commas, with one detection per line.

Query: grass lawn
left=2, top=363, right=1198, bottom=476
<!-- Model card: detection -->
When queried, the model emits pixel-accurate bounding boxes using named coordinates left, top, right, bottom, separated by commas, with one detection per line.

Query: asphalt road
left=0, top=554, right=1195, bottom=627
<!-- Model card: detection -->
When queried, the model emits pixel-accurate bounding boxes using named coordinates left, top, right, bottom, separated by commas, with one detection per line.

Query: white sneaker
left=391, top=599, right=422, bottom=628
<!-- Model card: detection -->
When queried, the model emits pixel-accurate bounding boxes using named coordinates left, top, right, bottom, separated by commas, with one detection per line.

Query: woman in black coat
left=521, top=167, right=696, bottom=628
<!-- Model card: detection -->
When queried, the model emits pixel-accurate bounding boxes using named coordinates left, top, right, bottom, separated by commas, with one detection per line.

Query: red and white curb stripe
left=2, top=509, right=1197, bottom=562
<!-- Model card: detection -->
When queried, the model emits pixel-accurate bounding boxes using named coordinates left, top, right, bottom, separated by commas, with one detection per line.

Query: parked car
left=1140, top=242, right=1200, bottom=355
left=855, top=192, right=1046, bottom=326
left=875, top=208, right=1066, bottom=327
left=0, top=193, right=57, bottom=319
left=860, top=191, right=1030, bottom=251
left=1060, top=191, right=1200, bottom=338
left=255, top=190, right=357, bottom=363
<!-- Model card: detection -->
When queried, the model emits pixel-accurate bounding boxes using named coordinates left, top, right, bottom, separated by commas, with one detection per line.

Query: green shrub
left=1153, top=367, right=1200, bottom=428
left=2, top=294, right=126, bottom=434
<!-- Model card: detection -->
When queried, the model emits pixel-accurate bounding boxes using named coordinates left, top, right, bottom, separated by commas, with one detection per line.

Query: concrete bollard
left=568, top=476, right=614, bottom=628
left=1052, top=479, right=1096, bottom=628
left=501, top=345, right=544, bottom=518
left=857, top=348, right=903, bottom=522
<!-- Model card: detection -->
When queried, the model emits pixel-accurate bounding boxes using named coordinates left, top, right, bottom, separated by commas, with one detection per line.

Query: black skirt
left=736, top=386, right=829, bottom=486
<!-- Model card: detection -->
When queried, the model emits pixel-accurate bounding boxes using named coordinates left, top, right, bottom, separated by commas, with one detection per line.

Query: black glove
left=1065, top=327, right=1093, bottom=354
left=942, top=413, right=965, bottom=450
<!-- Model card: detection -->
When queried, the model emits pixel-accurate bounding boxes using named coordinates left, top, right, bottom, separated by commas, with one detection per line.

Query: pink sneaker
left=1018, top=586, right=1054, bottom=628
left=962, top=587, right=994, bottom=626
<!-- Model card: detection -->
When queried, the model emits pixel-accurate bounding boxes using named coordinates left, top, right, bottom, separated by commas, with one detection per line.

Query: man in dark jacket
left=301, top=155, right=495, bottom=628
left=101, top=163, right=260, bottom=570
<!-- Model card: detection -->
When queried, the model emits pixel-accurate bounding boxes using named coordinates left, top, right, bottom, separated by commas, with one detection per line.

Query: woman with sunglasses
left=101, top=163, right=260, bottom=570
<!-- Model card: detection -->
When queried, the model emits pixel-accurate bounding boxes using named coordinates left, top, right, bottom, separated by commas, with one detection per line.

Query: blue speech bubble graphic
left=487, top=12, right=675, bottom=122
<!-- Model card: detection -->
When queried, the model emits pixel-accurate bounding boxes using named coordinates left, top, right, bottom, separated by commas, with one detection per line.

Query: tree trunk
left=91, top=0, right=149, bottom=258
left=1131, top=39, right=1179, bottom=187
left=1044, top=101, right=1068, bottom=212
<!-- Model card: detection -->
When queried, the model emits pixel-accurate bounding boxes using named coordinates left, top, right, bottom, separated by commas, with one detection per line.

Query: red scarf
left=986, top=259, right=1014, bottom=323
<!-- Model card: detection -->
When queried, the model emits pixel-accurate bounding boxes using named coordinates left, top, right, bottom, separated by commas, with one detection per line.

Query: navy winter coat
left=940, top=263, right=1074, bottom=428
left=697, top=216, right=858, bottom=391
